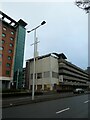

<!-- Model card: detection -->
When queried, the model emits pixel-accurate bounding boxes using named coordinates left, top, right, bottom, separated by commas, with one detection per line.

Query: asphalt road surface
left=2, top=94, right=90, bottom=118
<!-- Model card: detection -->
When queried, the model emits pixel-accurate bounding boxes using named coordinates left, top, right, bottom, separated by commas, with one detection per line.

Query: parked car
left=73, top=88, right=84, bottom=94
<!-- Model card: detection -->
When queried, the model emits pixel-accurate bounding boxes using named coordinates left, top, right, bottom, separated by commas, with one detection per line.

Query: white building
left=26, top=53, right=59, bottom=91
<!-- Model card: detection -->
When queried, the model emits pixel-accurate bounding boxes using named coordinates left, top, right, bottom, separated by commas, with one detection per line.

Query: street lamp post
left=27, top=21, right=46, bottom=100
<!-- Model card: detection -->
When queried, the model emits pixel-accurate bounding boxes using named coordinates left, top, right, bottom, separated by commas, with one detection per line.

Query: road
left=2, top=92, right=75, bottom=108
left=2, top=94, right=90, bottom=118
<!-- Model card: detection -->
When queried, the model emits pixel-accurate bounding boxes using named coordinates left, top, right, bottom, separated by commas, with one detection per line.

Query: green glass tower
left=13, top=19, right=27, bottom=88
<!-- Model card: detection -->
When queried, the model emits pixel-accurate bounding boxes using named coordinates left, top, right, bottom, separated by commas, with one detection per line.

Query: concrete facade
left=26, top=54, right=59, bottom=90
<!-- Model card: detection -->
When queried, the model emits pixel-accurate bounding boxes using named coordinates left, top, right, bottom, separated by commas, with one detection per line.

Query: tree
left=75, top=0, right=90, bottom=13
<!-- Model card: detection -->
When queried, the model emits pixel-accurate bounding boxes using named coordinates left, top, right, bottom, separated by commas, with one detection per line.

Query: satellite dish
left=75, top=0, right=90, bottom=13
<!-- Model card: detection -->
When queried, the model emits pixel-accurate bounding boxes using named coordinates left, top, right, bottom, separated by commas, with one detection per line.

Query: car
left=73, top=88, right=84, bottom=94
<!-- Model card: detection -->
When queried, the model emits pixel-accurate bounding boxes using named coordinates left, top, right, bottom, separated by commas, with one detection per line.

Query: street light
left=27, top=21, right=46, bottom=33
left=27, top=21, right=46, bottom=100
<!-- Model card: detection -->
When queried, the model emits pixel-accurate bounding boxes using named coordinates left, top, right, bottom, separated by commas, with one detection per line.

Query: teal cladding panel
left=13, top=25, right=26, bottom=88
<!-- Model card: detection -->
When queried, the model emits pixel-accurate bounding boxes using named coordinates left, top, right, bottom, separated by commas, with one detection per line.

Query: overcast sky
left=1, top=1, right=88, bottom=70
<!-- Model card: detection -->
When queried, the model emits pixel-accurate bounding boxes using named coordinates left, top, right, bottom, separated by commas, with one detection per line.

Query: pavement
left=2, top=91, right=90, bottom=108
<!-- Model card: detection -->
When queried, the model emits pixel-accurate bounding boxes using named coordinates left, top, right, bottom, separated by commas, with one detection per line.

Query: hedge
left=2, top=91, right=43, bottom=98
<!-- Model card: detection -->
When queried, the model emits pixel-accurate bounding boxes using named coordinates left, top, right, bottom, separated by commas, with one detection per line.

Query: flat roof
left=0, top=11, right=27, bottom=28
left=18, top=19, right=27, bottom=27
left=53, top=53, right=67, bottom=59
left=26, top=52, right=67, bottom=62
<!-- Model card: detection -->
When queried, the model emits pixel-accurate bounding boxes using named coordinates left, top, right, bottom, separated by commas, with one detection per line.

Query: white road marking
left=84, top=100, right=90, bottom=104
left=56, top=107, right=70, bottom=114
left=10, top=103, right=13, bottom=106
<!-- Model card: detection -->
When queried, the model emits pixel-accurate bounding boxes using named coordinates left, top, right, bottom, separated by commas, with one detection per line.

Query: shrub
left=2, top=90, right=43, bottom=98
left=57, top=89, right=72, bottom=93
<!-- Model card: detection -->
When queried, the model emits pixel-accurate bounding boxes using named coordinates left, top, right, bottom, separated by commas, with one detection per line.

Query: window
left=37, top=73, right=42, bottom=79
left=2, top=33, right=6, bottom=37
left=2, top=40, right=5, bottom=44
left=30, top=74, right=33, bottom=79
left=11, top=31, right=14, bottom=35
left=0, top=54, right=2, bottom=58
left=52, top=72, right=58, bottom=78
left=8, top=56, right=11, bottom=60
left=44, top=71, right=50, bottom=78
left=30, top=74, right=36, bottom=79
left=3, top=27, right=7, bottom=31
left=0, top=46, right=4, bottom=50
left=0, top=61, right=2, bottom=66
left=6, top=63, right=10, bottom=67
left=6, top=70, right=10, bottom=75
left=8, top=49, right=12, bottom=53
left=10, top=37, right=14, bottom=41
left=9, top=43, right=13, bottom=47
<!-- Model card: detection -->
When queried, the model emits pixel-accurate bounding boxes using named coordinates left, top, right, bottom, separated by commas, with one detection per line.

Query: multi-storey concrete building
left=58, top=54, right=89, bottom=91
left=26, top=53, right=59, bottom=90
left=26, top=53, right=90, bottom=91
left=0, top=11, right=27, bottom=89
